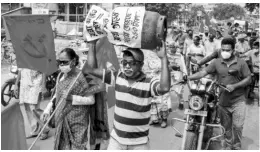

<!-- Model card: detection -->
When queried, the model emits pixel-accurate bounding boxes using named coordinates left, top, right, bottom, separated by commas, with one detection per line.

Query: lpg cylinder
left=141, top=11, right=167, bottom=50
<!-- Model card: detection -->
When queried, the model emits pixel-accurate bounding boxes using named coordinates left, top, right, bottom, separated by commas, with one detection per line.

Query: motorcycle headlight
left=198, top=84, right=206, bottom=92
left=10, top=66, right=18, bottom=73
left=189, top=95, right=204, bottom=111
left=191, top=83, right=197, bottom=90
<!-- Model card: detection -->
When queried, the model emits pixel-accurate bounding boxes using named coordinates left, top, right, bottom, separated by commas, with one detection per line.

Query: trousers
left=107, top=137, right=150, bottom=150
left=218, top=101, right=246, bottom=150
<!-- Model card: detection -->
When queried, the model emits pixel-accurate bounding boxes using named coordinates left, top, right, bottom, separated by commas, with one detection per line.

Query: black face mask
left=205, top=33, right=209, bottom=36
left=189, top=33, right=193, bottom=37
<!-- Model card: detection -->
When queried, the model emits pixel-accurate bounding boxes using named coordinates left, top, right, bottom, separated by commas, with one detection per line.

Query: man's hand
left=226, top=84, right=236, bottom=92
left=156, top=40, right=167, bottom=59
left=14, top=84, right=19, bottom=98
left=183, top=75, right=188, bottom=82
left=193, top=64, right=200, bottom=72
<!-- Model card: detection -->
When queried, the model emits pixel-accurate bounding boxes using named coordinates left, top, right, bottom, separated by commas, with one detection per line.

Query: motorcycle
left=170, top=64, right=228, bottom=150
left=1, top=56, right=19, bottom=106
left=1, top=58, right=60, bottom=107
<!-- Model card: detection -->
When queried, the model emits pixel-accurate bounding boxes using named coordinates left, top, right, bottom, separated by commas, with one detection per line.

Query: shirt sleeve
left=72, top=95, right=95, bottom=105
left=205, top=59, right=217, bottom=74
left=240, top=60, right=251, bottom=79
left=150, top=77, right=161, bottom=97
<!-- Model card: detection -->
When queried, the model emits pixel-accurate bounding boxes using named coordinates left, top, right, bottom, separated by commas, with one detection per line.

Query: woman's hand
left=60, top=91, right=72, bottom=101
left=41, top=113, right=50, bottom=122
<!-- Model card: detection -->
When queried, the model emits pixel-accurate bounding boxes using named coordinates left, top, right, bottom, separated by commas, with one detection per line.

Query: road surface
left=1, top=63, right=259, bottom=150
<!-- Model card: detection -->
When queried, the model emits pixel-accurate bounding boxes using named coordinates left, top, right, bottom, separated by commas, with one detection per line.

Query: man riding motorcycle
left=184, top=37, right=251, bottom=150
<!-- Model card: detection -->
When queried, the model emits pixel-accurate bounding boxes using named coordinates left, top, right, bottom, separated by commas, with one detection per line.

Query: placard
left=84, top=5, right=109, bottom=41
left=32, top=3, right=49, bottom=14
left=104, top=7, right=145, bottom=48
left=4, top=15, right=57, bottom=75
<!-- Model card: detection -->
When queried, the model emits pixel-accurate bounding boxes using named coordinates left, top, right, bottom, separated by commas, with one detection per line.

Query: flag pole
left=28, top=71, right=82, bottom=150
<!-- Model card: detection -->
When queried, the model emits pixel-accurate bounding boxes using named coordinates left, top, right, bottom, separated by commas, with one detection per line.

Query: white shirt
left=186, top=44, right=206, bottom=56
left=184, top=37, right=193, bottom=55
left=235, top=41, right=250, bottom=54
left=215, top=37, right=223, bottom=49
left=186, top=44, right=206, bottom=65
left=204, top=40, right=217, bottom=57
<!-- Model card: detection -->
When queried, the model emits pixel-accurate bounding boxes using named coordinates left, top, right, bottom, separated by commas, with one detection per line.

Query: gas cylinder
left=141, top=11, right=167, bottom=50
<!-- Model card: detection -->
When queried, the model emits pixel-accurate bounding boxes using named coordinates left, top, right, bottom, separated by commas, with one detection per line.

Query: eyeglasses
left=121, top=60, right=142, bottom=67
left=57, top=60, right=70, bottom=66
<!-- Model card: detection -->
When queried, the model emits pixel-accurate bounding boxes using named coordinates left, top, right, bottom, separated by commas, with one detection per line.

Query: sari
left=53, top=71, right=90, bottom=150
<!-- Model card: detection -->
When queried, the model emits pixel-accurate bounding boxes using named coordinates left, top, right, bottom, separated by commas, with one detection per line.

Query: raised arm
left=197, top=49, right=219, bottom=66
left=156, top=41, right=171, bottom=94
left=82, top=40, right=102, bottom=78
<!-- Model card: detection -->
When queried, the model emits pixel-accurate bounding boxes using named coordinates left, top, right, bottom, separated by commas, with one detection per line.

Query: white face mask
left=221, top=51, right=232, bottom=59
left=59, top=64, right=71, bottom=74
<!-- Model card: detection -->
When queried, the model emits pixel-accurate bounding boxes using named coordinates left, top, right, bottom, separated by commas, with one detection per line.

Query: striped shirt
left=104, top=71, right=160, bottom=145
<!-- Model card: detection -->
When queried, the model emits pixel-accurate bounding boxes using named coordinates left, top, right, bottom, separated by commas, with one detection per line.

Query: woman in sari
left=42, top=48, right=98, bottom=150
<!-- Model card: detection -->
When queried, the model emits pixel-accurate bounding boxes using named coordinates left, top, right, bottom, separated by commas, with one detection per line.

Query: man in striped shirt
left=82, top=40, right=171, bottom=150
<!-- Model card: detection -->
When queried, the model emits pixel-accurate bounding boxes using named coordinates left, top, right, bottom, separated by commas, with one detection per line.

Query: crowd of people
left=165, top=23, right=259, bottom=150
left=13, top=22, right=259, bottom=150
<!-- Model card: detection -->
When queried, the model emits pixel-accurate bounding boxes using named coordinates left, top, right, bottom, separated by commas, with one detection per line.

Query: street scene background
left=1, top=2, right=260, bottom=150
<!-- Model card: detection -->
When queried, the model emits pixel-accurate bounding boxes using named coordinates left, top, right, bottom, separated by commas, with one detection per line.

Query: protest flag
left=3, top=15, right=57, bottom=75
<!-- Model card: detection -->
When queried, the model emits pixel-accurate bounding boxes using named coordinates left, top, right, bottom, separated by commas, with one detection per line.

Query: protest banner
left=84, top=5, right=109, bottom=41
left=1, top=102, right=27, bottom=150
left=4, top=15, right=57, bottom=75
left=31, top=3, right=49, bottom=14
left=104, top=7, right=145, bottom=48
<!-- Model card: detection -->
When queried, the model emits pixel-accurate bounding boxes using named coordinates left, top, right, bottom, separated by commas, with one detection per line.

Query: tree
left=144, top=3, right=181, bottom=21
left=245, top=3, right=259, bottom=14
left=187, top=5, right=206, bottom=27
left=212, top=3, right=246, bottom=20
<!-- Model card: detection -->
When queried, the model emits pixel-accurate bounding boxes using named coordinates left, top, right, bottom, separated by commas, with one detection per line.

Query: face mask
left=205, top=33, right=209, bottom=36
left=221, top=51, right=231, bottom=59
left=59, top=64, right=71, bottom=74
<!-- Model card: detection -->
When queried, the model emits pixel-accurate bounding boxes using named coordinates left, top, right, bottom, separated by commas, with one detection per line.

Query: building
left=2, top=3, right=121, bottom=37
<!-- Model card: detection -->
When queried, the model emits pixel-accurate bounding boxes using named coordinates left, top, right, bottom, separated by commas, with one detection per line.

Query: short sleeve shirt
left=205, top=57, right=251, bottom=106
left=103, top=70, right=161, bottom=145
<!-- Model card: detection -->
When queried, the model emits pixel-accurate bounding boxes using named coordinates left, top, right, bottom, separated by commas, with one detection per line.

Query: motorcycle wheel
left=1, top=78, right=18, bottom=106
left=184, top=131, right=198, bottom=150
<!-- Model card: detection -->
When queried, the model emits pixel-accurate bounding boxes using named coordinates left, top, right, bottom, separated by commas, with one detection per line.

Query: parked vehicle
left=170, top=64, right=227, bottom=150
left=1, top=57, right=19, bottom=106
left=1, top=58, right=60, bottom=107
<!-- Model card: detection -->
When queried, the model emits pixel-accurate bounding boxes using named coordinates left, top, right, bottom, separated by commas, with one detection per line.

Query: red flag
left=4, top=15, right=57, bottom=75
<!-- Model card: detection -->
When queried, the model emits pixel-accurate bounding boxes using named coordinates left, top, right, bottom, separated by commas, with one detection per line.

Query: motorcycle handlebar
left=171, top=77, right=231, bottom=93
